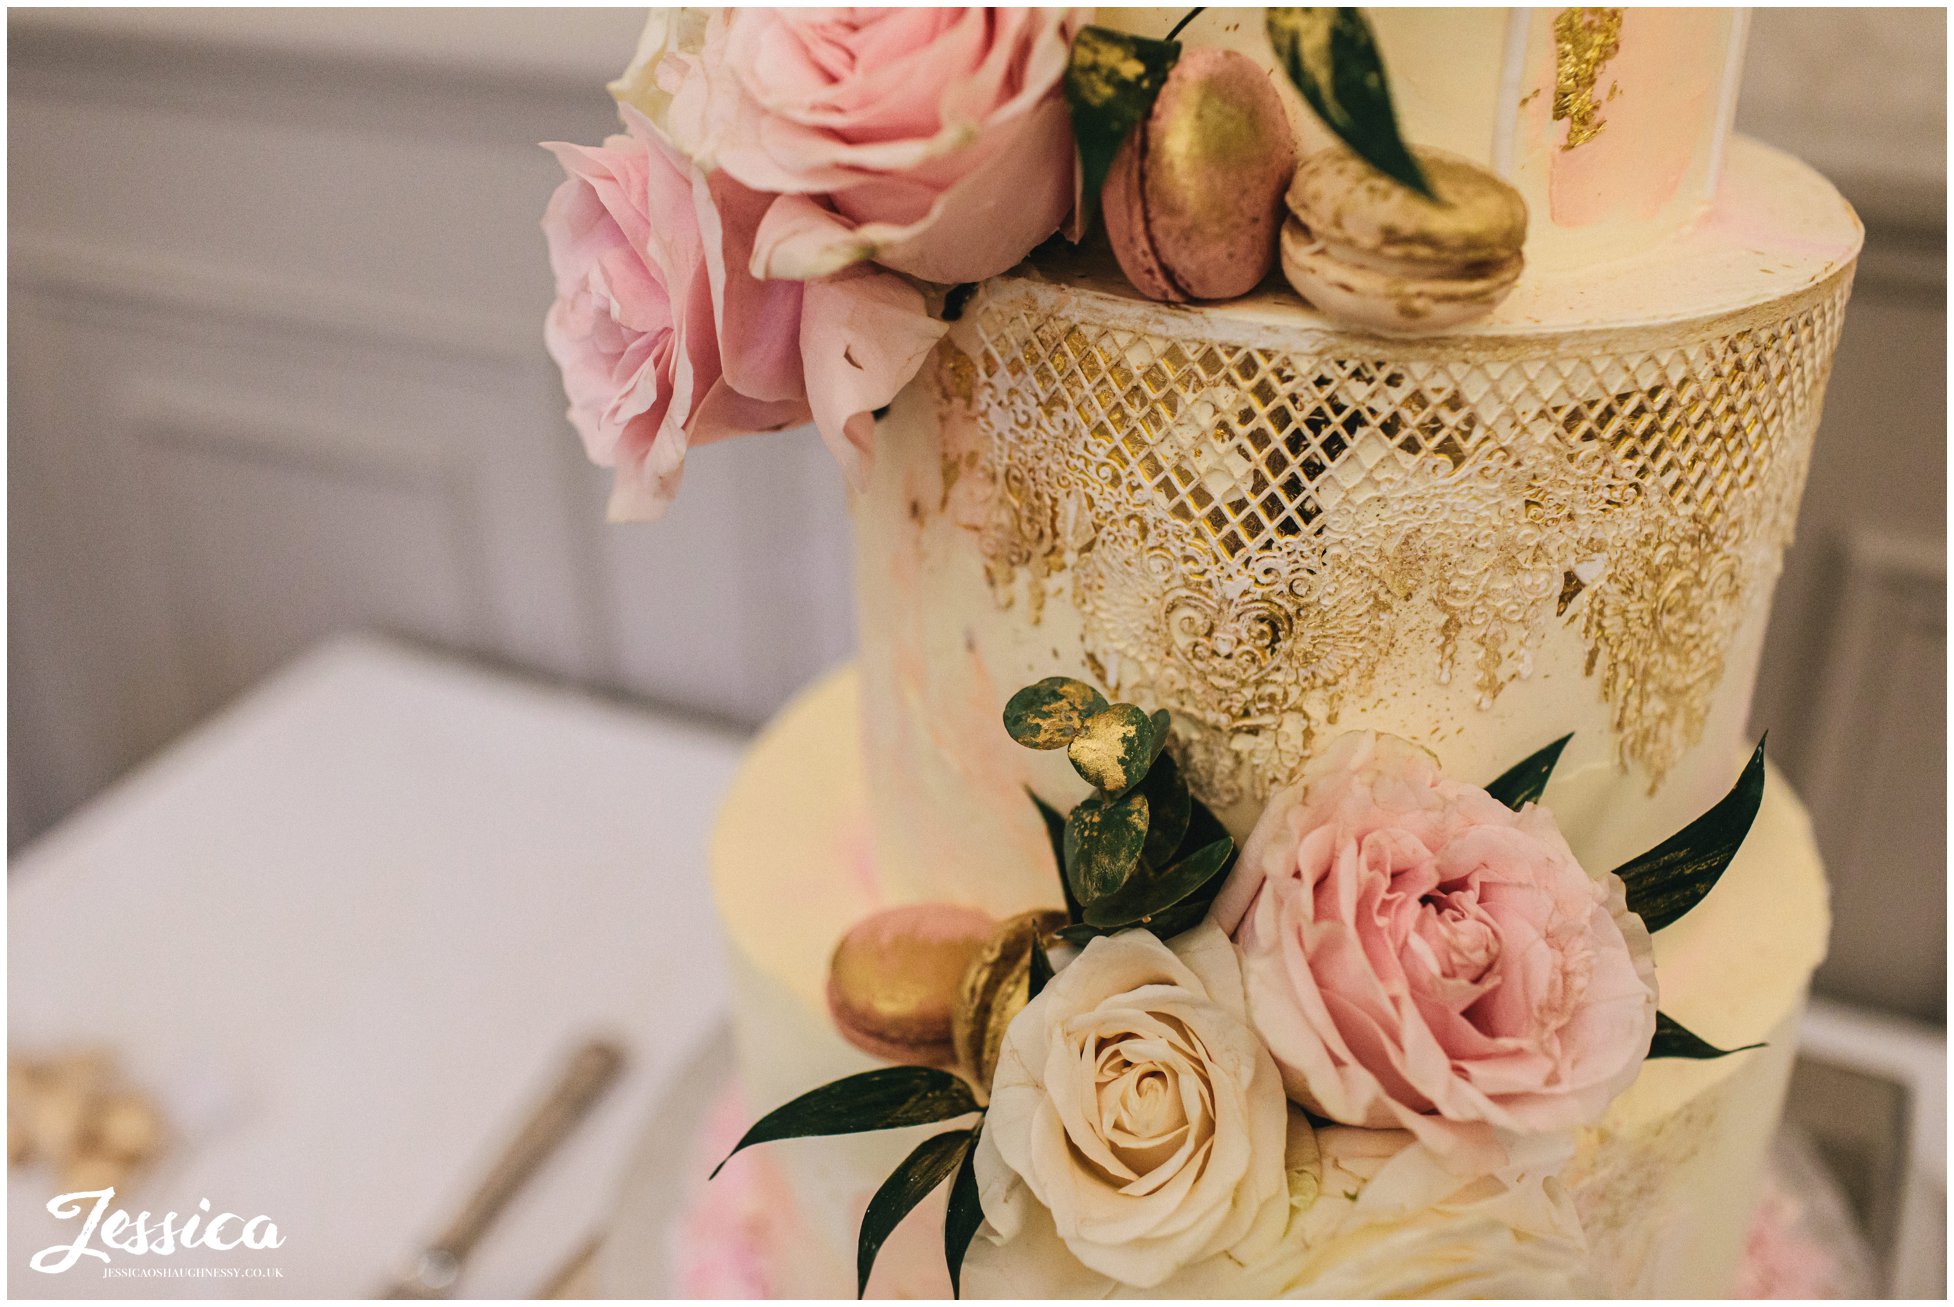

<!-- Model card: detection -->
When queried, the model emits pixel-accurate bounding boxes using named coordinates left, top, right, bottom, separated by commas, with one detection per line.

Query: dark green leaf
left=1647, top=1011, right=1763, bottom=1061
left=858, top=1131, right=972, bottom=1297
left=1004, top=677, right=1108, bottom=750
left=1266, top=8, right=1433, bottom=198
left=1064, top=789, right=1150, bottom=904
left=1486, top=734, right=1573, bottom=810
left=943, top=1128, right=985, bottom=1298
left=1064, top=25, right=1181, bottom=233
left=1030, top=790, right=1082, bottom=920
left=1083, top=836, right=1234, bottom=930
left=1139, top=751, right=1192, bottom=865
left=714, top=1067, right=978, bottom=1178
left=1052, top=921, right=1104, bottom=947
left=1068, top=703, right=1157, bottom=793
left=1027, top=934, right=1054, bottom=999
left=1147, top=708, right=1172, bottom=768
left=1616, top=740, right=1766, bottom=931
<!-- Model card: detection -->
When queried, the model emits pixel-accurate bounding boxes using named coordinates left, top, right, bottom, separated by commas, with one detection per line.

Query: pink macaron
left=1102, top=47, right=1297, bottom=303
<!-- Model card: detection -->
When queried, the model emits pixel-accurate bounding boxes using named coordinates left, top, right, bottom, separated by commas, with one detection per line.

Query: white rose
left=1280, top=1126, right=1600, bottom=1299
left=969, top=923, right=1292, bottom=1289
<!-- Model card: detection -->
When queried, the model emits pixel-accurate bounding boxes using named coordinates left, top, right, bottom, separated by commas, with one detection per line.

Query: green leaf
left=1139, top=751, right=1192, bottom=866
left=1486, top=734, right=1572, bottom=810
left=1064, top=789, right=1150, bottom=904
left=1003, top=677, right=1108, bottom=750
left=943, top=1128, right=985, bottom=1298
left=1068, top=703, right=1157, bottom=793
left=1030, top=790, right=1082, bottom=920
left=1147, top=708, right=1172, bottom=768
left=1064, top=25, right=1182, bottom=233
left=1647, top=1011, right=1764, bottom=1061
left=1083, top=836, right=1234, bottom=930
left=1266, top=8, right=1433, bottom=199
left=714, top=1067, right=978, bottom=1178
left=858, top=1130, right=973, bottom=1297
left=1052, top=921, right=1105, bottom=947
left=1027, top=934, right=1054, bottom=999
left=1616, top=740, right=1766, bottom=932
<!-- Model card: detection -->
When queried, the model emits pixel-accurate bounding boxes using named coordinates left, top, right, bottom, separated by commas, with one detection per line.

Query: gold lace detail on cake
left=949, top=275, right=1851, bottom=809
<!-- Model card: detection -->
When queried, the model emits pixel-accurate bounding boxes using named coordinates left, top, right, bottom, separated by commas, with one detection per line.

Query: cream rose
left=1213, top=732, right=1658, bottom=1165
left=1270, top=1126, right=1594, bottom=1297
left=970, top=923, right=1292, bottom=1289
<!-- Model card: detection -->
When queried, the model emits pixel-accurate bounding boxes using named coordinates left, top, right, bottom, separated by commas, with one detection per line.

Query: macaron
left=825, top=904, right=995, bottom=1067
left=1103, top=47, right=1297, bottom=303
left=1280, top=147, right=1528, bottom=333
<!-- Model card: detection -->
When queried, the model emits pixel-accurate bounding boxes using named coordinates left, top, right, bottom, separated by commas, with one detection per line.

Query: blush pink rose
left=668, top=7, right=1085, bottom=284
left=542, top=109, right=942, bottom=519
left=1211, top=732, right=1657, bottom=1166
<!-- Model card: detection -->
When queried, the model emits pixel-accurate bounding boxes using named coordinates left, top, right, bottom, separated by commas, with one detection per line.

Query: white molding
left=1796, top=529, right=1945, bottom=911
left=10, top=235, right=533, bottom=365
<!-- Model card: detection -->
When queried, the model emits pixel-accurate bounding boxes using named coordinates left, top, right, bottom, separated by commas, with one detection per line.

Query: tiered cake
left=572, top=8, right=1862, bottom=1299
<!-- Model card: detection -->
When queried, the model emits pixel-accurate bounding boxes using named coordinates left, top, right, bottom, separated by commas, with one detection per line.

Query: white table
left=9, top=636, right=747, bottom=1297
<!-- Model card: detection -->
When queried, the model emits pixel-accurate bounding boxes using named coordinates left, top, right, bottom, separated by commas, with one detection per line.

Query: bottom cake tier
left=608, top=664, right=1831, bottom=1298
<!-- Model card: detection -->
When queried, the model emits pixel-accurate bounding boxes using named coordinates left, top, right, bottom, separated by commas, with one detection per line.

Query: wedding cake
left=540, top=8, right=1860, bottom=1298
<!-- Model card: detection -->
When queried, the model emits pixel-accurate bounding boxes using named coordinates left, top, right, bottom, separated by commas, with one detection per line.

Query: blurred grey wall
left=8, top=9, right=1946, bottom=1021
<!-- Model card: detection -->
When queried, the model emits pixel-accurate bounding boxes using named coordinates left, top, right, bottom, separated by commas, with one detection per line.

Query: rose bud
left=1280, top=147, right=1528, bottom=333
left=1103, top=47, right=1296, bottom=302
left=825, top=903, right=995, bottom=1068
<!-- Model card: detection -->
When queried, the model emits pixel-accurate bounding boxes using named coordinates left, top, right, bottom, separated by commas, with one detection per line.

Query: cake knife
left=382, top=1039, right=626, bottom=1299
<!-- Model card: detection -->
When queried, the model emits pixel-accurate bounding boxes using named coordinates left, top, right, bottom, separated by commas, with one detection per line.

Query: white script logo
left=30, top=1189, right=285, bottom=1274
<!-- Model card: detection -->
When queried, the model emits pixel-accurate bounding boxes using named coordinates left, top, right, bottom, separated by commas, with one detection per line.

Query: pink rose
left=677, top=7, right=1085, bottom=284
left=1212, top=732, right=1656, bottom=1165
left=542, top=110, right=942, bottom=519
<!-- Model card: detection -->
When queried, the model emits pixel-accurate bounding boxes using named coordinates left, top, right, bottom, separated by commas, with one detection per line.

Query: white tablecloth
left=9, top=635, right=747, bottom=1297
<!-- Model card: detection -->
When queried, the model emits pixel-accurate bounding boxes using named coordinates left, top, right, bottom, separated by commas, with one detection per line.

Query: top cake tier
left=1102, top=7, right=1748, bottom=276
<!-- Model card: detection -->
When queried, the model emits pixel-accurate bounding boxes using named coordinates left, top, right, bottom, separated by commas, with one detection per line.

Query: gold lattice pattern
left=952, top=274, right=1852, bottom=807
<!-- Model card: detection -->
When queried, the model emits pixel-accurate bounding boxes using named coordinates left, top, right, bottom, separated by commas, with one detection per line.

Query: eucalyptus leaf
left=1069, top=703, right=1157, bottom=793
left=1266, top=7, right=1433, bottom=198
left=1004, top=677, right=1109, bottom=750
left=1616, top=740, right=1766, bottom=931
left=1064, top=25, right=1182, bottom=233
left=858, top=1130, right=973, bottom=1297
left=1083, top=836, right=1234, bottom=930
left=1139, top=752, right=1192, bottom=866
left=1064, top=789, right=1150, bottom=904
left=1486, top=733, right=1573, bottom=810
left=1647, top=1011, right=1763, bottom=1061
left=713, top=1067, right=978, bottom=1178
left=943, top=1128, right=985, bottom=1298
left=1030, top=790, right=1082, bottom=919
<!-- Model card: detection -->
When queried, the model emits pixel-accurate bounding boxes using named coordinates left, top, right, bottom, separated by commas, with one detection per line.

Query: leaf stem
left=1166, top=7, right=1205, bottom=41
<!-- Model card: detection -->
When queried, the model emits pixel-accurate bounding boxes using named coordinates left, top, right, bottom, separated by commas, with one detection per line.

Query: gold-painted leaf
left=1064, top=25, right=1182, bottom=233
left=952, top=910, right=1067, bottom=1096
left=1063, top=789, right=1150, bottom=903
left=1068, top=703, right=1157, bottom=792
left=1003, top=677, right=1109, bottom=750
left=1266, top=7, right=1433, bottom=198
left=1616, top=740, right=1765, bottom=931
